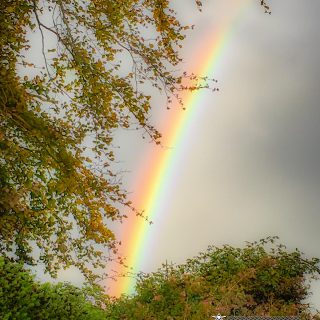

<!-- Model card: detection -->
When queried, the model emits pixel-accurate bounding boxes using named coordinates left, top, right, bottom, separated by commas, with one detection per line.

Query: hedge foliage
left=1, top=237, right=319, bottom=319
left=0, top=256, right=106, bottom=319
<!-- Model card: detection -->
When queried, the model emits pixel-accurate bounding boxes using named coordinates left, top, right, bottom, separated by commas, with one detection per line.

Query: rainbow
left=108, top=0, right=252, bottom=297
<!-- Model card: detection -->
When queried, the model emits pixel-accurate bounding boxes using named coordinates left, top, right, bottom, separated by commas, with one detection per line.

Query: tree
left=0, top=0, right=270, bottom=283
left=106, top=237, right=320, bottom=320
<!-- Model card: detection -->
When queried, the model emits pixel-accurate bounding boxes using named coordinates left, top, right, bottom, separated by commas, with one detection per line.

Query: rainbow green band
left=109, top=0, right=251, bottom=297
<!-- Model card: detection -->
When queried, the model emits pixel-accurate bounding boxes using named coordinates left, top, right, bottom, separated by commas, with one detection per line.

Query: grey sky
left=27, top=0, right=320, bottom=309
left=111, top=0, right=320, bottom=308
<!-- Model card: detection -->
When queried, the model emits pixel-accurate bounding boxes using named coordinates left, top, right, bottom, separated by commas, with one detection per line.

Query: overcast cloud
left=29, top=0, right=320, bottom=309
left=111, top=0, right=320, bottom=308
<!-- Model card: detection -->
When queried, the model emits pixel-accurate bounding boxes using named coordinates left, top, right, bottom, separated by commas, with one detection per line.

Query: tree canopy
left=0, top=0, right=270, bottom=283
left=0, top=0, right=207, bottom=282
left=106, top=237, right=320, bottom=319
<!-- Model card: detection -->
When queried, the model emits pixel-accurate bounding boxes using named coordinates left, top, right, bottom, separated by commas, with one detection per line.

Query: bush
left=0, top=257, right=106, bottom=319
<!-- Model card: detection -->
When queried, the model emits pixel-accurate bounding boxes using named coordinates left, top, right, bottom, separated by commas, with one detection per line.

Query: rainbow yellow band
left=109, top=0, right=251, bottom=297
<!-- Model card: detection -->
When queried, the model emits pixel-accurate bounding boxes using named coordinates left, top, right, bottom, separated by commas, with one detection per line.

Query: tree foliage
left=0, top=0, right=210, bottom=281
left=106, top=237, right=320, bottom=319
left=0, top=0, right=270, bottom=282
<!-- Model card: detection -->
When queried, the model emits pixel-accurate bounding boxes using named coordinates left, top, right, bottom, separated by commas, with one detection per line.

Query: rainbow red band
left=108, top=0, right=251, bottom=297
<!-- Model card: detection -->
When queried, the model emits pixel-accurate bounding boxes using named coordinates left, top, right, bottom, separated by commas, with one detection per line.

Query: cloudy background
left=110, top=0, right=320, bottom=309
left=28, top=0, right=320, bottom=310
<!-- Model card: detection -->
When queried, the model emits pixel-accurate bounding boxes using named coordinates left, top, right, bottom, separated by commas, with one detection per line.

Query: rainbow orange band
left=109, top=0, right=251, bottom=297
